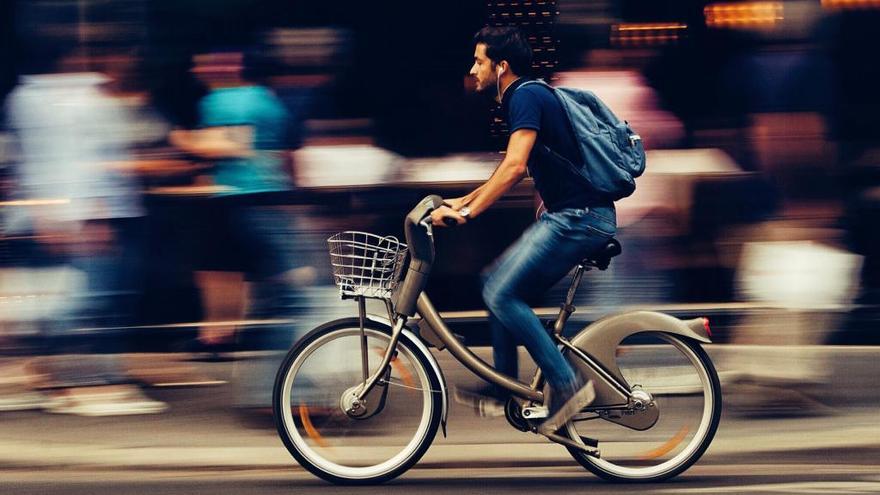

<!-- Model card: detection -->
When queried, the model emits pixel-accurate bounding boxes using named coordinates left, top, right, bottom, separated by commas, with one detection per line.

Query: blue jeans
left=50, top=218, right=145, bottom=387
left=482, top=205, right=616, bottom=394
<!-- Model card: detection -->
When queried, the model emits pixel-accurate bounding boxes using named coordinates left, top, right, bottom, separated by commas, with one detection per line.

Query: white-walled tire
left=565, top=333, right=722, bottom=482
left=273, top=318, right=443, bottom=484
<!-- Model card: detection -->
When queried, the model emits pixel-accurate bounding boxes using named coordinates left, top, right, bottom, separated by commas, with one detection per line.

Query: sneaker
left=537, top=380, right=595, bottom=435
left=0, top=391, right=50, bottom=412
left=45, top=385, right=168, bottom=416
left=452, top=384, right=507, bottom=418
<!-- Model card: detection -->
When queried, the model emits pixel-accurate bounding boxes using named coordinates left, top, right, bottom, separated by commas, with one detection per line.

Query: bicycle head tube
left=392, top=195, right=444, bottom=316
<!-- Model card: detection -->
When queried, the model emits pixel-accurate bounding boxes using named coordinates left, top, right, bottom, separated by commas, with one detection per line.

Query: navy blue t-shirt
left=502, top=78, right=610, bottom=211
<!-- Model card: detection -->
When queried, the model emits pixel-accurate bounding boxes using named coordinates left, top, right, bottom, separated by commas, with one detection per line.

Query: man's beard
left=476, top=75, right=500, bottom=102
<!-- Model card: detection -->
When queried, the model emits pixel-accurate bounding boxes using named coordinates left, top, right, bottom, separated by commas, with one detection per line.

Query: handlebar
left=394, top=195, right=446, bottom=316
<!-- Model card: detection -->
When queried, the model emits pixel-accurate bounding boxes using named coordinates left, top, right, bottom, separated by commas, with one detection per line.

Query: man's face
left=191, top=52, right=244, bottom=86
left=469, top=43, right=498, bottom=94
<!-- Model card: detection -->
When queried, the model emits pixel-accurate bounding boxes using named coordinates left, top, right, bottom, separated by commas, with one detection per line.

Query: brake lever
left=419, top=218, right=434, bottom=237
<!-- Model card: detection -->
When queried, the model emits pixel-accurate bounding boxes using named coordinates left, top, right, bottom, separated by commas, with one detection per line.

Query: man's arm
left=432, top=128, right=536, bottom=226
left=169, top=126, right=255, bottom=159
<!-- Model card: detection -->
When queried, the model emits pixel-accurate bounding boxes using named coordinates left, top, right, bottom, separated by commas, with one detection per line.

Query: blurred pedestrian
left=3, top=42, right=165, bottom=416
left=724, top=224, right=862, bottom=415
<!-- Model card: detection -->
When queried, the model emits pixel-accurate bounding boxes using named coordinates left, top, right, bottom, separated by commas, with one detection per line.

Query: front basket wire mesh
left=328, top=231, right=408, bottom=299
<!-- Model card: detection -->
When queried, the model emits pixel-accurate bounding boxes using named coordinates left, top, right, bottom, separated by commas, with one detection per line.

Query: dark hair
left=193, top=44, right=272, bottom=83
left=473, top=26, right=533, bottom=76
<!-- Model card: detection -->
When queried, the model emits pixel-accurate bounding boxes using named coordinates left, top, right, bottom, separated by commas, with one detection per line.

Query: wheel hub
left=595, top=385, right=660, bottom=431
left=340, top=386, right=368, bottom=418
left=630, top=388, right=654, bottom=411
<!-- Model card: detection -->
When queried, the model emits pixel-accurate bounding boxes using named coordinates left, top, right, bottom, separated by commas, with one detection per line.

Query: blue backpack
left=518, top=80, right=646, bottom=200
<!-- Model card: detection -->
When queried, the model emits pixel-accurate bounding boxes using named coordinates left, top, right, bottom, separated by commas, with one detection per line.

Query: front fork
left=354, top=298, right=407, bottom=402
left=339, top=298, right=404, bottom=418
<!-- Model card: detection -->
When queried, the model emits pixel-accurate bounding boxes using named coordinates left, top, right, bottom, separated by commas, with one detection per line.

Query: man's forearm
left=177, top=137, right=251, bottom=159
left=170, top=128, right=254, bottom=160
left=459, top=183, right=486, bottom=207
left=462, top=158, right=527, bottom=217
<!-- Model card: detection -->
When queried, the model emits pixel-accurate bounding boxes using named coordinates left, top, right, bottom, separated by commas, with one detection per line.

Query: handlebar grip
left=422, top=195, right=445, bottom=213
left=442, top=216, right=458, bottom=227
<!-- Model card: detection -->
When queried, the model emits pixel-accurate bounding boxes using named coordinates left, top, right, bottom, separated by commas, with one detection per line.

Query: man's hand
left=443, top=197, right=466, bottom=211
left=431, top=205, right=466, bottom=227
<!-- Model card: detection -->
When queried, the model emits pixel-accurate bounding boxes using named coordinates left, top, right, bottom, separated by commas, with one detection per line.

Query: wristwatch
left=458, top=206, right=471, bottom=218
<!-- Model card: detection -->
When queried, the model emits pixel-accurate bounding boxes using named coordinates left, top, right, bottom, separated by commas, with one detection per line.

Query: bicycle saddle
left=581, top=238, right=622, bottom=270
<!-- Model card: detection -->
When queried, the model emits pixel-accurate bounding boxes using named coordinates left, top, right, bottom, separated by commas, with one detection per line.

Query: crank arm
left=542, top=431, right=601, bottom=458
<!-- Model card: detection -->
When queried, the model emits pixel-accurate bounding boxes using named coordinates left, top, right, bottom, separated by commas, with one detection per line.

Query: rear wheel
left=565, top=332, right=722, bottom=482
left=273, top=318, right=443, bottom=484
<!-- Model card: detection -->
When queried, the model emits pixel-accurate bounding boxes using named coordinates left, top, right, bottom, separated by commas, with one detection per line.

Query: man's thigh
left=484, top=219, right=582, bottom=301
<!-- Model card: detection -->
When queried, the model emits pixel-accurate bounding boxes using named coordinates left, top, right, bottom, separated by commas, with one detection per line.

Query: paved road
left=5, top=459, right=880, bottom=495
left=1, top=347, right=879, bottom=493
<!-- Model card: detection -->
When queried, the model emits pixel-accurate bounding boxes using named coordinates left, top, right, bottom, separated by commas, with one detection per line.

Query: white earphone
left=495, top=63, right=505, bottom=102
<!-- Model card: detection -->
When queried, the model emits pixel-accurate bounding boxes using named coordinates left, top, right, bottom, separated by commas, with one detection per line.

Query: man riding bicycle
left=430, top=26, right=618, bottom=434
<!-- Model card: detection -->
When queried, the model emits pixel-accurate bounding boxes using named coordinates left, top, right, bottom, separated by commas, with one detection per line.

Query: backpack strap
left=511, top=79, right=577, bottom=167
left=515, top=79, right=555, bottom=94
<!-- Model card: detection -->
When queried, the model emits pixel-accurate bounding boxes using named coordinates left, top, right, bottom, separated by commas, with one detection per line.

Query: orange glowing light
left=821, top=0, right=880, bottom=9
left=611, top=23, right=687, bottom=47
left=704, top=2, right=784, bottom=28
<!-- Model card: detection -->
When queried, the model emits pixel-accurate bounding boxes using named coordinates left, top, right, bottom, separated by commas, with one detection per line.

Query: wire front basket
left=328, top=231, right=408, bottom=299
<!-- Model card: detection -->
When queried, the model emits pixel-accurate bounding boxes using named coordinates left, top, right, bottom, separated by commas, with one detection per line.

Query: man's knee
left=482, top=274, right=511, bottom=314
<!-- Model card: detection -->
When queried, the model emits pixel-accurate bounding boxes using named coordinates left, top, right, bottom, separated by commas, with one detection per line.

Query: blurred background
left=1, top=1, right=879, bottom=492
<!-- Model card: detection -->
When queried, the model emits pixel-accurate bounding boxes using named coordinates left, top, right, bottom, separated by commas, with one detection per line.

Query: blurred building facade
left=1, top=0, right=879, bottom=349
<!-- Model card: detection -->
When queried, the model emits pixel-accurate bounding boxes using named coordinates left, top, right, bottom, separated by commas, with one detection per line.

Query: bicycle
left=273, top=195, right=721, bottom=484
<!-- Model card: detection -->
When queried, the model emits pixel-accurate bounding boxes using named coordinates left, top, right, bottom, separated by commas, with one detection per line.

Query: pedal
left=579, top=435, right=599, bottom=448
left=521, top=405, right=549, bottom=419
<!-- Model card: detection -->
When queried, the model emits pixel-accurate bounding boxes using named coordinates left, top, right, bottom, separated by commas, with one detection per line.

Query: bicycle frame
left=417, top=265, right=639, bottom=404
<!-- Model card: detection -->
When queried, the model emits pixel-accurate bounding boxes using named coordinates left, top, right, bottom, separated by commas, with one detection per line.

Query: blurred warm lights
left=0, top=199, right=70, bottom=207
left=611, top=23, right=687, bottom=47
left=821, top=0, right=880, bottom=9
left=704, top=2, right=784, bottom=28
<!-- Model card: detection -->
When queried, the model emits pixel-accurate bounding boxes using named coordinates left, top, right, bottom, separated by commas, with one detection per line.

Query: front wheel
left=273, top=318, right=443, bottom=484
left=565, top=332, right=722, bottom=482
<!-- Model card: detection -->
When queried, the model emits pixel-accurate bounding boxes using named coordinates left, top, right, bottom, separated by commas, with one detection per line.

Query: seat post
left=552, top=264, right=588, bottom=335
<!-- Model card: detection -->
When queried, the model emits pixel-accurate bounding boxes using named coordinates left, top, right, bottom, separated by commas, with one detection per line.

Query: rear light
left=702, top=317, right=712, bottom=336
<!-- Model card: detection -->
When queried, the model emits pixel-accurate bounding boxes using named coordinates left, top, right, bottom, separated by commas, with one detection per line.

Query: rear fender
left=565, top=311, right=711, bottom=406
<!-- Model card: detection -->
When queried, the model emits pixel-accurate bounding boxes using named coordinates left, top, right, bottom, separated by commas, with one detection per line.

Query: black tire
left=273, top=318, right=443, bottom=485
left=567, top=334, right=722, bottom=482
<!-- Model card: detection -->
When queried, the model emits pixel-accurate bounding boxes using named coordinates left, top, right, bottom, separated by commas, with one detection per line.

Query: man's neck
left=496, top=74, right=522, bottom=104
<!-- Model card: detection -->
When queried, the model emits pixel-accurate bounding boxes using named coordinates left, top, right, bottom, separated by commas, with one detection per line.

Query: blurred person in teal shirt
left=171, top=48, right=309, bottom=411
left=173, top=50, right=298, bottom=194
